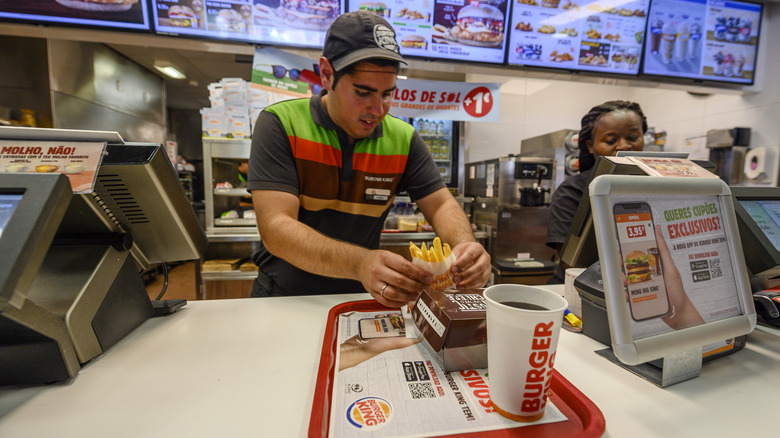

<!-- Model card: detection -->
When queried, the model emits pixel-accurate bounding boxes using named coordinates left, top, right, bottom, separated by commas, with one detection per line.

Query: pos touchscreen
left=589, top=174, right=755, bottom=366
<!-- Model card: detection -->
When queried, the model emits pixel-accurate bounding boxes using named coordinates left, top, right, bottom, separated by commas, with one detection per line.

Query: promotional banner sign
left=252, top=48, right=501, bottom=122
left=391, top=79, right=501, bottom=122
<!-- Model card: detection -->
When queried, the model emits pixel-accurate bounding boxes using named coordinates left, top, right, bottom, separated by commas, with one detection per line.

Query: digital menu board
left=347, top=0, right=510, bottom=65
left=152, top=0, right=344, bottom=49
left=642, top=0, right=762, bottom=84
left=507, top=0, right=650, bottom=75
left=0, top=0, right=150, bottom=31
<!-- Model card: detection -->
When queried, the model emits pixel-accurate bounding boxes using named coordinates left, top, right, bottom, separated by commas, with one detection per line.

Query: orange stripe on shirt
left=290, top=136, right=341, bottom=166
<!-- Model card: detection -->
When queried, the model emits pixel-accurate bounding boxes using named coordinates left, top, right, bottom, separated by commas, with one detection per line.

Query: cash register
left=0, top=127, right=207, bottom=385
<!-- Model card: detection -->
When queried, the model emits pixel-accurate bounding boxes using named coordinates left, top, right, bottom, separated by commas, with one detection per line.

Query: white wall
left=464, top=3, right=779, bottom=173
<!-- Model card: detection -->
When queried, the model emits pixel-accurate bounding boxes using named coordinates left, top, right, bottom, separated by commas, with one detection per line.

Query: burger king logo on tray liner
left=346, top=396, right=393, bottom=430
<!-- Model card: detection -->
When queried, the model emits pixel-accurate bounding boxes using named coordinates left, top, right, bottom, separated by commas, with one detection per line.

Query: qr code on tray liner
left=709, top=258, right=722, bottom=279
left=409, top=382, right=437, bottom=399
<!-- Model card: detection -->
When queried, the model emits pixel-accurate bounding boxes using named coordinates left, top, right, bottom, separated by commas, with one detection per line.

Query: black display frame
left=0, top=0, right=152, bottom=33
left=638, top=0, right=763, bottom=86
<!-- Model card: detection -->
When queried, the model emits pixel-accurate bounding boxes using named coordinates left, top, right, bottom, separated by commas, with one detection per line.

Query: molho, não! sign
left=390, top=78, right=501, bottom=122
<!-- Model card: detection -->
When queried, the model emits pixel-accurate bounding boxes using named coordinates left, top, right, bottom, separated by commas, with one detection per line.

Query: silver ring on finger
left=380, top=283, right=389, bottom=298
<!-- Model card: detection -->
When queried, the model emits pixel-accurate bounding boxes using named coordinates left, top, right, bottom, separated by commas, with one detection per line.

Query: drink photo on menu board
left=152, top=0, right=344, bottom=48
left=642, top=0, right=762, bottom=85
left=506, top=0, right=649, bottom=75
left=347, top=0, right=510, bottom=64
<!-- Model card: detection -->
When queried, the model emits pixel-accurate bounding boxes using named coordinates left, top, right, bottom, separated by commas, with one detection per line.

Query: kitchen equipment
left=707, top=127, right=751, bottom=185
left=465, top=156, right=557, bottom=284
left=520, top=129, right=579, bottom=190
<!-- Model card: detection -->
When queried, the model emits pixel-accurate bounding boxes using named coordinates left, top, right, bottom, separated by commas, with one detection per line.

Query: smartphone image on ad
left=613, top=202, right=671, bottom=321
left=358, top=315, right=406, bottom=339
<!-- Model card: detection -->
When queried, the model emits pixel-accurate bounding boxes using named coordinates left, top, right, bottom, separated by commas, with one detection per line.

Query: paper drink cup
left=484, top=284, right=567, bottom=422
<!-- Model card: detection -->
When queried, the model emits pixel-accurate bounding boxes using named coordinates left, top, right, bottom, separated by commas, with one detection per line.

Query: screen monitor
left=640, top=0, right=762, bottom=85
left=0, top=1, right=151, bottom=31
left=0, top=127, right=208, bottom=385
left=507, top=0, right=650, bottom=75
left=589, top=174, right=755, bottom=366
left=729, top=186, right=780, bottom=284
left=151, top=0, right=344, bottom=49
left=346, top=0, right=510, bottom=65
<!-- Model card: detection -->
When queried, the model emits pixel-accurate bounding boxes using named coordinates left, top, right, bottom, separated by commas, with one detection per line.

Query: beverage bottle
left=650, top=18, right=663, bottom=54
left=661, top=16, right=677, bottom=65
left=688, top=21, right=702, bottom=60
left=675, top=17, right=689, bottom=62
left=436, top=120, right=444, bottom=135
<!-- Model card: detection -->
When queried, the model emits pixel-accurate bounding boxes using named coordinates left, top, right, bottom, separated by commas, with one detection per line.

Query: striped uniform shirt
left=247, top=94, right=444, bottom=295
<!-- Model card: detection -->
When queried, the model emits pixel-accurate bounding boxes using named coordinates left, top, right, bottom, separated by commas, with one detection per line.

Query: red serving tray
left=309, top=300, right=606, bottom=438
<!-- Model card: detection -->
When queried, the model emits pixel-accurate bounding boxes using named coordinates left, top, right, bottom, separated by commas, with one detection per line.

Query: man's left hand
left=450, top=242, right=491, bottom=290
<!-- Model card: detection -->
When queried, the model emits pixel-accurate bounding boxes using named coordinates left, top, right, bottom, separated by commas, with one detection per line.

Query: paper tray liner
left=309, top=300, right=606, bottom=438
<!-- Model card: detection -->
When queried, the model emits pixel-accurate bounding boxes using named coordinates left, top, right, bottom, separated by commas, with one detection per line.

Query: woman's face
left=587, top=110, right=645, bottom=158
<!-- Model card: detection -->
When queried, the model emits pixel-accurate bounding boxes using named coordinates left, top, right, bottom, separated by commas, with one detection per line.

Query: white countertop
left=1, top=287, right=778, bottom=437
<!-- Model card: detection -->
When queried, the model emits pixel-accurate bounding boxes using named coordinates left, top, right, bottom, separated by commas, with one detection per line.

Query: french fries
left=409, top=237, right=452, bottom=262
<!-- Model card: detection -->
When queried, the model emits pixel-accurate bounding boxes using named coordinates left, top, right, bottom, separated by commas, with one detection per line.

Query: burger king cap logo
left=346, top=396, right=393, bottom=430
left=373, top=24, right=400, bottom=54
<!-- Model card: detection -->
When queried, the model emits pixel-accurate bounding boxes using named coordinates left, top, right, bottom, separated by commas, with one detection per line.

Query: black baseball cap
left=322, top=11, right=407, bottom=71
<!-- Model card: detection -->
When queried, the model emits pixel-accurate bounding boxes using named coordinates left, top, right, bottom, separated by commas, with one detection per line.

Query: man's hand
left=359, top=250, right=432, bottom=308
left=450, top=241, right=491, bottom=290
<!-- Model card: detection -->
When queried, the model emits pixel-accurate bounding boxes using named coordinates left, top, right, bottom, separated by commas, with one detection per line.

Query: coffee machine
left=707, top=127, right=751, bottom=185
left=465, top=155, right=557, bottom=285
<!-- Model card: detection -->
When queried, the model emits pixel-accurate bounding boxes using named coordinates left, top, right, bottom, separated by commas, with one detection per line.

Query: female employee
left=545, top=100, right=648, bottom=283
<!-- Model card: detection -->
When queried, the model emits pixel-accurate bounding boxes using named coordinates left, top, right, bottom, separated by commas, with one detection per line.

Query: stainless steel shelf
left=201, top=270, right=259, bottom=281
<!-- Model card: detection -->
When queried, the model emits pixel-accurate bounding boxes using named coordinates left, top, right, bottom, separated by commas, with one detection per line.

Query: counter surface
left=1, top=287, right=778, bottom=437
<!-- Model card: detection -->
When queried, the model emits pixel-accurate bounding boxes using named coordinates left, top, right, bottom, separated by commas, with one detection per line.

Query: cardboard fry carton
left=411, top=288, right=487, bottom=371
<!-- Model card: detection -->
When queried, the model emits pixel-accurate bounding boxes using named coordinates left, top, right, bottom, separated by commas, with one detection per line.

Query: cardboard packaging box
left=411, top=288, right=487, bottom=371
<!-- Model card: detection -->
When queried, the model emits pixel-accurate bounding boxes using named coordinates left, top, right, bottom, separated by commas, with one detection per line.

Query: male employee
left=247, top=11, right=490, bottom=307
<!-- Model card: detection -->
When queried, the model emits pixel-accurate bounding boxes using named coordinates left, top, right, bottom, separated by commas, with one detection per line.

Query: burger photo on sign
left=255, top=0, right=340, bottom=31
left=168, top=5, right=199, bottom=28
left=401, top=35, right=428, bottom=50
left=56, top=0, right=138, bottom=11
left=446, top=3, right=505, bottom=47
left=624, top=250, right=653, bottom=283
left=215, top=8, right=246, bottom=33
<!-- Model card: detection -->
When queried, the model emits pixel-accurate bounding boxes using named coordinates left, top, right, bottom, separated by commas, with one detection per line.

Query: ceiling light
left=397, top=75, right=408, bottom=80
left=153, top=61, right=186, bottom=80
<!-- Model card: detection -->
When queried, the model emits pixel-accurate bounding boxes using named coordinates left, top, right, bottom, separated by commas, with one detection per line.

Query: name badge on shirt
left=365, top=188, right=391, bottom=202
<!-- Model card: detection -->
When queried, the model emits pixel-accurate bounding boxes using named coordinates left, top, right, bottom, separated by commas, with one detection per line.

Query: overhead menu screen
left=152, top=0, right=344, bottom=49
left=0, top=194, right=22, bottom=239
left=641, top=0, right=762, bottom=84
left=347, top=0, right=510, bottom=65
left=737, top=199, right=780, bottom=252
left=0, top=0, right=150, bottom=31
left=507, top=0, right=650, bottom=75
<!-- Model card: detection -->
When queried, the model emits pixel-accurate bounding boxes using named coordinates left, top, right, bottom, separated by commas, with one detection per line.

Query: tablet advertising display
left=152, top=0, right=344, bottom=49
left=641, top=0, right=762, bottom=84
left=0, top=0, right=150, bottom=31
left=507, top=0, right=650, bottom=75
left=347, top=0, right=510, bottom=64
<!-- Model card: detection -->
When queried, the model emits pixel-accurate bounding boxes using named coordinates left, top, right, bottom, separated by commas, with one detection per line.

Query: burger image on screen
left=449, top=4, right=505, bottom=47
left=278, top=0, right=340, bottom=30
left=358, top=2, right=388, bottom=16
left=625, top=250, right=652, bottom=283
left=401, top=35, right=427, bottom=50
left=55, top=0, right=138, bottom=11
left=168, top=5, right=198, bottom=28
left=216, top=8, right=246, bottom=33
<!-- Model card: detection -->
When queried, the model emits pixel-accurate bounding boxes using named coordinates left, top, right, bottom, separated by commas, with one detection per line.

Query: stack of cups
left=484, top=284, right=568, bottom=422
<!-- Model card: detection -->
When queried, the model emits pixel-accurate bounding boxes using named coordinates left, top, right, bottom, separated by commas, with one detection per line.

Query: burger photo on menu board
left=168, top=5, right=199, bottom=28
left=401, top=35, right=428, bottom=50
left=55, top=0, right=138, bottom=11
left=447, top=4, right=504, bottom=47
left=254, top=0, right=339, bottom=30
left=216, top=8, right=246, bottom=33
left=358, top=2, right=388, bottom=16
left=624, top=250, right=652, bottom=283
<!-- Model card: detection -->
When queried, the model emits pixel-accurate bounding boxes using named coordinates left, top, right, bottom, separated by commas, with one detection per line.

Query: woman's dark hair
left=578, top=100, right=648, bottom=172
